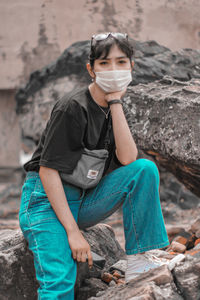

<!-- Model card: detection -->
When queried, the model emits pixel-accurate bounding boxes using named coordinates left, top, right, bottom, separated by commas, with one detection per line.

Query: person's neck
left=89, top=83, right=108, bottom=108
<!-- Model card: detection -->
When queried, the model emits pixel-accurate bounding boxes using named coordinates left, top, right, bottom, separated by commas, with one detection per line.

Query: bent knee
left=129, top=158, right=159, bottom=180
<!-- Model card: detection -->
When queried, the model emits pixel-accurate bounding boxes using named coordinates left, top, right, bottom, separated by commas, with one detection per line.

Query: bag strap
left=104, top=115, right=112, bottom=150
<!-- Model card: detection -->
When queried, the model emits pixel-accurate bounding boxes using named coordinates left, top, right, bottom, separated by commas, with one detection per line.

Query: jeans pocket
left=26, top=178, right=55, bottom=226
left=27, top=177, right=49, bottom=210
left=28, top=193, right=50, bottom=212
left=27, top=193, right=56, bottom=226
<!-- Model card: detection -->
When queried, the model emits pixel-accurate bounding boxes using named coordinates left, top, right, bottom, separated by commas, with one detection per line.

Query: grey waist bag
left=59, top=116, right=112, bottom=190
left=59, top=148, right=109, bottom=189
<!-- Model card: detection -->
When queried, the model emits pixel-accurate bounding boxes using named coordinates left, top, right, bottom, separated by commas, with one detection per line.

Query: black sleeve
left=39, top=101, right=87, bottom=173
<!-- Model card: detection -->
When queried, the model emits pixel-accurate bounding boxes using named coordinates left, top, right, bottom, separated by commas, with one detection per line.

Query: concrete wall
left=0, top=0, right=200, bottom=89
left=0, top=90, right=21, bottom=167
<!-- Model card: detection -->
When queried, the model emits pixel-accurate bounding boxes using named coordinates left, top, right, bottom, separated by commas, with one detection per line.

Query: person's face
left=93, top=44, right=133, bottom=72
left=87, top=44, right=134, bottom=78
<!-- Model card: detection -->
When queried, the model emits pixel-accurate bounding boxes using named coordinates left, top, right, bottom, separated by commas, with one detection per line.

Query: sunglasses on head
left=91, top=32, right=128, bottom=47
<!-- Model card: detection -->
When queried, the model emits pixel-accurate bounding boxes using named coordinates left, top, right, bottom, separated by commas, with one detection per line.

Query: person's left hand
left=104, top=88, right=127, bottom=103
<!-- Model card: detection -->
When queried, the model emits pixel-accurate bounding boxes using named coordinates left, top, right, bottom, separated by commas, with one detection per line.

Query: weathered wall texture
left=0, top=0, right=200, bottom=89
left=0, top=90, right=21, bottom=167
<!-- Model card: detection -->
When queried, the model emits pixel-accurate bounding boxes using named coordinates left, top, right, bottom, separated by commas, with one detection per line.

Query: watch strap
left=108, top=99, right=122, bottom=106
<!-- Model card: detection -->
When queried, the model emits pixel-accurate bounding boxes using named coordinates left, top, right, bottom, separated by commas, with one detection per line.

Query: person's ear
left=86, top=63, right=95, bottom=80
left=131, top=60, right=134, bottom=69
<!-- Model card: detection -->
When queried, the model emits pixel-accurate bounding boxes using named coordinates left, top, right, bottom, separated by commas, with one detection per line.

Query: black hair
left=89, top=34, right=134, bottom=68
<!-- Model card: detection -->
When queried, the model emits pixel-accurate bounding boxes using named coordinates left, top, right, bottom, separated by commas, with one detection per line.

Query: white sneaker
left=125, top=252, right=169, bottom=283
left=143, top=252, right=169, bottom=266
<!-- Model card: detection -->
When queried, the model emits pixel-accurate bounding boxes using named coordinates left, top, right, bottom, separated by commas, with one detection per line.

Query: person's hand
left=104, top=88, right=127, bottom=102
left=67, top=228, right=93, bottom=268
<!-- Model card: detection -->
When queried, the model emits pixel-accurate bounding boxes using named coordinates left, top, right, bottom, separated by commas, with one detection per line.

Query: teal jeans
left=19, top=158, right=169, bottom=299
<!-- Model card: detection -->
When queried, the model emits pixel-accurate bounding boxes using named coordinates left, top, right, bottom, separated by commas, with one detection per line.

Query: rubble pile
left=0, top=221, right=200, bottom=300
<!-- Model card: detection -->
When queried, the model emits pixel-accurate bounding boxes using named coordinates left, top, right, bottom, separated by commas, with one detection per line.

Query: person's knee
left=128, top=158, right=159, bottom=181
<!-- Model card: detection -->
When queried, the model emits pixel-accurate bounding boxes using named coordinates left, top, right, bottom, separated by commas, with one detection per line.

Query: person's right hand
left=67, top=228, right=93, bottom=268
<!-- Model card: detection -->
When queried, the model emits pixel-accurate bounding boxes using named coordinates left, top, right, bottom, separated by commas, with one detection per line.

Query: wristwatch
left=108, top=99, right=123, bottom=106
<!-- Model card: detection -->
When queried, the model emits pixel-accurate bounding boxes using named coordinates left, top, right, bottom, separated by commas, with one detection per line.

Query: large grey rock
left=75, top=224, right=125, bottom=294
left=172, top=254, right=200, bottom=300
left=0, top=224, right=125, bottom=300
left=160, top=170, right=200, bottom=210
left=189, top=217, right=200, bottom=235
left=82, top=224, right=125, bottom=269
left=76, top=278, right=108, bottom=300
left=124, top=76, right=200, bottom=197
left=0, top=229, right=38, bottom=300
left=90, top=283, right=183, bottom=300
left=17, top=76, right=86, bottom=146
left=0, top=182, right=22, bottom=221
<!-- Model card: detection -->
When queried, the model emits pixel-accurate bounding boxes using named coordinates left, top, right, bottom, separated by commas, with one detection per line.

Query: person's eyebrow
left=99, top=56, right=128, bottom=60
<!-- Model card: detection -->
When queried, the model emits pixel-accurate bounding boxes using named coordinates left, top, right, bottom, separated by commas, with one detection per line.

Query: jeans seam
left=78, top=190, right=126, bottom=229
left=127, top=191, right=141, bottom=253
left=99, top=195, right=125, bottom=223
left=26, top=211, right=47, bottom=289
left=29, top=216, right=57, bottom=226
left=25, top=176, right=47, bottom=289
left=82, top=190, right=123, bottom=207
left=26, top=178, right=38, bottom=211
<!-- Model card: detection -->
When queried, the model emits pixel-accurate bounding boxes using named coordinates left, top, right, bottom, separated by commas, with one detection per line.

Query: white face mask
left=95, top=70, right=132, bottom=93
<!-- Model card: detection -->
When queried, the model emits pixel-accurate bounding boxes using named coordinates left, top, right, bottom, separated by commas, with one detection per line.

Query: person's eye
left=99, top=61, right=108, bottom=65
left=118, top=60, right=127, bottom=64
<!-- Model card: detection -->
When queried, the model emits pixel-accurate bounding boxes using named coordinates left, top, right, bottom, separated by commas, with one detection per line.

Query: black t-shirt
left=24, top=86, right=122, bottom=176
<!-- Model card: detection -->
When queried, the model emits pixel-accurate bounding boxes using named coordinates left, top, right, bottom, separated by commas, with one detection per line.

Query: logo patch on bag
left=87, top=169, right=99, bottom=180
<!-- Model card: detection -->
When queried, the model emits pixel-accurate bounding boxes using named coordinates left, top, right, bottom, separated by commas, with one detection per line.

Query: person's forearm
left=39, top=166, right=79, bottom=234
left=110, top=103, right=138, bottom=165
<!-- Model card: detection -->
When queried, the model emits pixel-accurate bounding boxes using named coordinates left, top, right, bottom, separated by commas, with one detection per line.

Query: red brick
left=194, top=238, right=200, bottom=247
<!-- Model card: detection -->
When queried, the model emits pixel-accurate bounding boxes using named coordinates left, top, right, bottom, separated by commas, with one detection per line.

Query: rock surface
left=172, top=253, right=200, bottom=300
left=1, top=220, right=200, bottom=300
left=171, top=241, right=187, bottom=253
left=88, top=254, right=200, bottom=300
left=0, top=229, right=38, bottom=300
left=160, top=169, right=200, bottom=211
left=75, top=224, right=125, bottom=295
left=89, top=265, right=182, bottom=300
left=124, top=76, right=200, bottom=197
left=0, top=224, right=124, bottom=300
